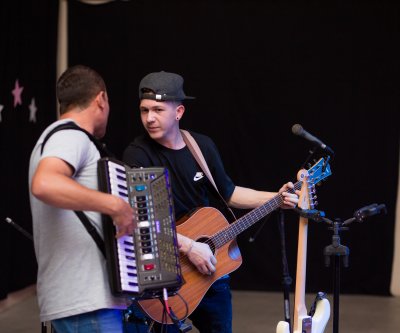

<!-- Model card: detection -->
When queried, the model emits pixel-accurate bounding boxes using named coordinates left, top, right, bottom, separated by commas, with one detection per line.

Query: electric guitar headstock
left=304, top=157, right=332, bottom=189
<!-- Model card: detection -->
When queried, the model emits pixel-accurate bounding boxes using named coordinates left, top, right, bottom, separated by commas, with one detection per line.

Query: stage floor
left=1, top=288, right=399, bottom=332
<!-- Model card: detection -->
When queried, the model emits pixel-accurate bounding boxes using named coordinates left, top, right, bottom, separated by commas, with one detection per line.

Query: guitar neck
left=293, top=216, right=309, bottom=330
left=210, top=180, right=302, bottom=249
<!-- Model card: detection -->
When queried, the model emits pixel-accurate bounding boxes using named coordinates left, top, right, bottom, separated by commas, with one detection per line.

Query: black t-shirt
left=122, top=131, right=235, bottom=220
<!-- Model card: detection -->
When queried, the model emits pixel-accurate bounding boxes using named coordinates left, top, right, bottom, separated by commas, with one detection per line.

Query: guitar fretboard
left=211, top=181, right=302, bottom=249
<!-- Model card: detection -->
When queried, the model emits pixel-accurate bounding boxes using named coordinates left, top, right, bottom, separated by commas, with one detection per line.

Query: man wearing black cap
left=123, top=71, right=299, bottom=333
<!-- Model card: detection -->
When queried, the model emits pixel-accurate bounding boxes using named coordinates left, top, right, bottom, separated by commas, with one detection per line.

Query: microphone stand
left=323, top=217, right=349, bottom=333
left=248, top=211, right=292, bottom=329
left=277, top=209, right=292, bottom=331
left=296, top=203, right=387, bottom=333
left=2, top=217, right=54, bottom=333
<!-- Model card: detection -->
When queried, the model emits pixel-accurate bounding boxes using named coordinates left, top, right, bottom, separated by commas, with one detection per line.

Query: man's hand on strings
left=279, top=182, right=300, bottom=209
left=178, top=234, right=217, bottom=275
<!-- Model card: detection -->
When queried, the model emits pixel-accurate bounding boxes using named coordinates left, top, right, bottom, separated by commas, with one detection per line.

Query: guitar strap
left=40, top=121, right=109, bottom=258
left=180, top=129, right=236, bottom=221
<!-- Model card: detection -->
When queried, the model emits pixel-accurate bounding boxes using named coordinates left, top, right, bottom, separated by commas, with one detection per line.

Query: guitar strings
left=202, top=181, right=301, bottom=250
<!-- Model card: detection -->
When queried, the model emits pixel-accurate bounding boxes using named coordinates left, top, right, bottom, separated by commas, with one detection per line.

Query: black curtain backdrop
left=68, top=0, right=399, bottom=296
left=0, top=0, right=398, bottom=300
left=0, top=1, right=58, bottom=299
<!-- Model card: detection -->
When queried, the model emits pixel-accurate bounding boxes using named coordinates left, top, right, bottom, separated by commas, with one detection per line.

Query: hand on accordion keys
left=109, top=195, right=135, bottom=238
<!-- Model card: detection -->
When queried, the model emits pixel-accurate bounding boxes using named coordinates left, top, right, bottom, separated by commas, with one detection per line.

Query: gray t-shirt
left=29, top=119, right=128, bottom=322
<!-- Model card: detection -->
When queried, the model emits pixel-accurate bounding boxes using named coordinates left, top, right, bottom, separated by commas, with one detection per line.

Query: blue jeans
left=52, top=308, right=124, bottom=333
left=126, top=277, right=232, bottom=333
left=189, top=277, right=232, bottom=333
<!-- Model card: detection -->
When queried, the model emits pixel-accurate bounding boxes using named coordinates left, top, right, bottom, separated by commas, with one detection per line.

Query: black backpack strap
left=40, top=121, right=114, bottom=158
left=40, top=121, right=109, bottom=258
left=75, top=211, right=106, bottom=258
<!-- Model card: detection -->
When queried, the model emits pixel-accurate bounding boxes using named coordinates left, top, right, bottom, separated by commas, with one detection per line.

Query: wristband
left=186, top=240, right=194, bottom=255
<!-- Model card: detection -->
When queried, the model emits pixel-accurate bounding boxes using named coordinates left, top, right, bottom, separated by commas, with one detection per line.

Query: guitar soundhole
left=197, top=237, right=215, bottom=254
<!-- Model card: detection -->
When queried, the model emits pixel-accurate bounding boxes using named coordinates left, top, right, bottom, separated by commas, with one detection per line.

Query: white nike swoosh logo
left=193, top=172, right=204, bottom=181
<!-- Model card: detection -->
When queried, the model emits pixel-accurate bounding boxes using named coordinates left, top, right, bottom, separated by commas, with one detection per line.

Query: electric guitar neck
left=277, top=165, right=331, bottom=333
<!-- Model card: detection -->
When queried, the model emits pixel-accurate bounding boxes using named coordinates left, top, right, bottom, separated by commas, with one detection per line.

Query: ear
left=95, top=91, right=107, bottom=110
left=176, top=104, right=185, bottom=120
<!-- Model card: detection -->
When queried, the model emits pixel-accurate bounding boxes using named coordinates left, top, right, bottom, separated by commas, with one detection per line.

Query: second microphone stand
left=323, top=218, right=350, bottom=333
left=298, top=203, right=387, bottom=333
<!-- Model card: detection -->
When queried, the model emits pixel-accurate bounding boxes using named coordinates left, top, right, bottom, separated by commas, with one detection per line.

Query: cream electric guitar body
left=277, top=167, right=331, bottom=333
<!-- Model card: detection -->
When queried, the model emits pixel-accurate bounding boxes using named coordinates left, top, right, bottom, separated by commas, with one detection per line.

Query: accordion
left=98, top=157, right=182, bottom=298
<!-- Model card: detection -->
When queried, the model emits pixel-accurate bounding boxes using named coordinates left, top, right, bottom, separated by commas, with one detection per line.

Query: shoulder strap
left=180, top=130, right=219, bottom=192
left=75, top=211, right=106, bottom=257
left=180, top=129, right=236, bottom=221
left=40, top=121, right=108, bottom=258
left=40, top=121, right=113, bottom=158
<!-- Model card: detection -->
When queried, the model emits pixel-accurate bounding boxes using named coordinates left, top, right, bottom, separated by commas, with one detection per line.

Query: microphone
left=354, top=203, right=387, bottom=222
left=292, top=124, right=334, bottom=155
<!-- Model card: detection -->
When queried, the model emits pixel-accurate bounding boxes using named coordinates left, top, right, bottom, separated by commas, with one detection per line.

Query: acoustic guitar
left=138, top=158, right=332, bottom=324
left=276, top=167, right=330, bottom=333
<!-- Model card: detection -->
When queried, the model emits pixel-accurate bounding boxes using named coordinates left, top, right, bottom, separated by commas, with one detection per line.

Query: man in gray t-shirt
left=29, top=65, right=134, bottom=332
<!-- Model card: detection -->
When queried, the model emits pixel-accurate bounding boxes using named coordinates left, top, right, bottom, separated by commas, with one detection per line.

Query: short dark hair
left=56, top=65, right=106, bottom=114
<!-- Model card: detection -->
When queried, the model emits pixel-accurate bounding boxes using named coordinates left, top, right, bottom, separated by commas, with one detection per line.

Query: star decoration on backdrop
left=29, top=98, right=38, bottom=123
left=12, top=79, right=24, bottom=108
left=0, top=104, right=4, bottom=122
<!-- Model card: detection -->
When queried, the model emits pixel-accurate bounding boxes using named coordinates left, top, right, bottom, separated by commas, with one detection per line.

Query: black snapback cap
left=139, top=71, right=195, bottom=101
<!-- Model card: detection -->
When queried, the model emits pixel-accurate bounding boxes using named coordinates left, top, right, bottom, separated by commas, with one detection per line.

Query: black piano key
left=118, top=184, right=128, bottom=191
left=115, top=167, right=125, bottom=174
left=117, top=175, right=127, bottom=182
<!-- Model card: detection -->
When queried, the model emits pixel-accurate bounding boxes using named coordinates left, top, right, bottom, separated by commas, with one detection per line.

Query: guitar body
left=137, top=158, right=332, bottom=325
left=310, top=298, right=330, bottom=333
left=276, top=297, right=330, bottom=333
left=137, top=207, right=243, bottom=324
